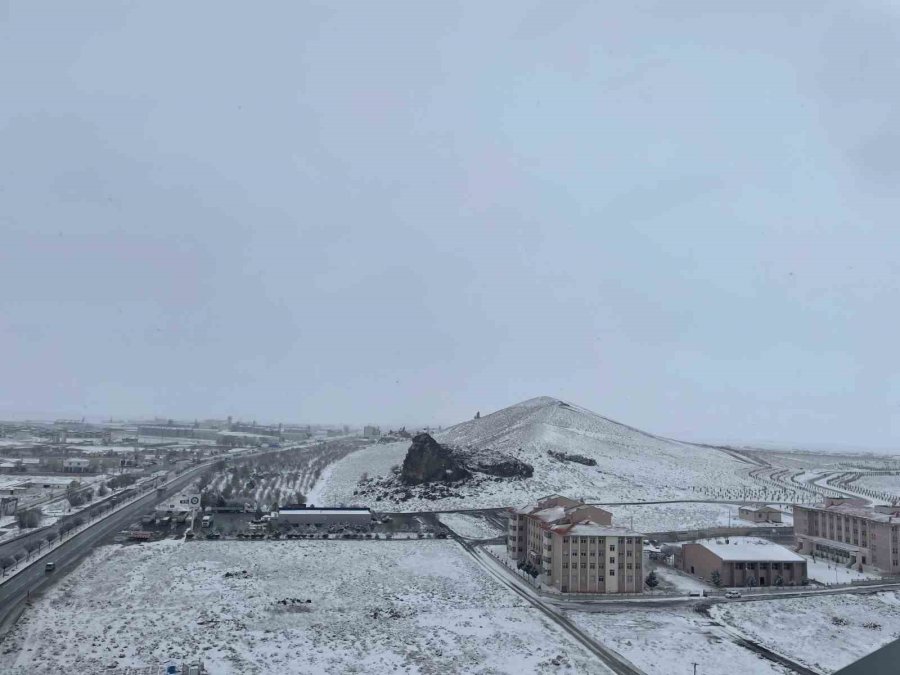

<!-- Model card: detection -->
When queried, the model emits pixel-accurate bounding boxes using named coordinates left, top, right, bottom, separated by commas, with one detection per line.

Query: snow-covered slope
left=431, top=396, right=751, bottom=504
left=316, top=397, right=756, bottom=511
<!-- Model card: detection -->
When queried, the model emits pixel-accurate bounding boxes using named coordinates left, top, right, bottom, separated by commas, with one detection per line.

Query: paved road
left=0, top=466, right=206, bottom=638
left=450, top=534, right=645, bottom=675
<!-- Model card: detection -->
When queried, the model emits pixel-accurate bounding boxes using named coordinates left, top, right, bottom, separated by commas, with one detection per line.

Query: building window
left=609, top=569, right=615, bottom=576
left=590, top=563, right=596, bottom=569
left=563, top=562, right=568, bottom=569
left=626, top=550, right=632, bottom=557
left=609, top=544, right=616, bottom=551
left=609, top=556, right=615, bottom=564
left=581, top=562, right=587, bottom=569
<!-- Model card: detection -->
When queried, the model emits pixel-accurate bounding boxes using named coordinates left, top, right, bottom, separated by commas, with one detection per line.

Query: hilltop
left=314, top=397, right=755, bottom=511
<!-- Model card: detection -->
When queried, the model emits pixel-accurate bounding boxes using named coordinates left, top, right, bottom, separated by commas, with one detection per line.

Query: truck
left=201, top=515, right=212, bottom=528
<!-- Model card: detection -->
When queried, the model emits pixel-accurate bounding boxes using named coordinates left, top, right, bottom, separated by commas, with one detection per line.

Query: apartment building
left=794, top=497, right=900, bottom=573
left=680, top=537, right=806, bottom=587
left=508, top=494, right=643, bottom=594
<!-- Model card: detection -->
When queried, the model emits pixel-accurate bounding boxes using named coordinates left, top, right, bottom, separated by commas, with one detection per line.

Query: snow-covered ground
left=603, top=502, right=790, bottom=534
left=855, top=474, right=900, bottom=494
left=437, top=513, right=503, bottom=539
left=803, top=555, right=880, bottom=584
left=567, top=608, right=791, bottom=674
left=1, top=540, right=601, bottom=674
left=652, top=565, right=711, bottom=593
left=711, top=592, right=900, bottom=673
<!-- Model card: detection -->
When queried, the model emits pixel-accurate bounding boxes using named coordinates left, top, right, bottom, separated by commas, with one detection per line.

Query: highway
left=0, top=464, right=207, bottom=637
left=0, top=441, right=329, bottom=637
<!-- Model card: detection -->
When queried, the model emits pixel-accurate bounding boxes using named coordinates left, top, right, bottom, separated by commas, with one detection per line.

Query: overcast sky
left=1, top=1, right=899, bottom=449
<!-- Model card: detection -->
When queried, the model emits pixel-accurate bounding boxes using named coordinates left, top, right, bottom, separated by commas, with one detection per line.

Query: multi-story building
left=508, top=494, right=643, bottom=594
left=680, top=537, right=806, bottom=587
left=363, top=425, right=381, bottom=439
left=794, top=497, right=900, bottom=573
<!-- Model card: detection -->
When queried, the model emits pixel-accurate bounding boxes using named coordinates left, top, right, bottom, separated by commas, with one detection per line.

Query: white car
left=724, top=590, right=742, bottom=599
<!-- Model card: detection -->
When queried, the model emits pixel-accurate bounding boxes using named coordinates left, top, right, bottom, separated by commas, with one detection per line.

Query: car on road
left=44, top=562, right=55, bottom=574
left=725, top=590, right=742, bottom=599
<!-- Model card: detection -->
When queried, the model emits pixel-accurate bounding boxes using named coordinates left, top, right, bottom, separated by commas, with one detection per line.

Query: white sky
left=1, top=1, right=899, bottom=449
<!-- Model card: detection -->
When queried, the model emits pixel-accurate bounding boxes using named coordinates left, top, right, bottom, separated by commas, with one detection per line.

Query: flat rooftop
left=801, top=503, right=898, bottom=523
left=279, top=509, right=371, bottom=515
left=695, top=537, right=804, bottom=562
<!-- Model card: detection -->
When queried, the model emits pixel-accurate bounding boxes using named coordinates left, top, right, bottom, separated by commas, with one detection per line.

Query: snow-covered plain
left=803, top=555, right=880, bottom=584
left=855, top=474, right=900, bottom=495
left=316, top=398, right=760, bottom=512
left=1, top=540, right=601, bottom=674
left=602, top=502, right=789, bottom=534
left=567, top=608, right=791, bottom=674
left=710, top=592, right=900, bottom=673
left=437, top=513, right=503, bottom=539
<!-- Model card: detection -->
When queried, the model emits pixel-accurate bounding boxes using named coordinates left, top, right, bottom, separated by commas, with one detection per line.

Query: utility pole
left=693, top=662, right=699, bottom=675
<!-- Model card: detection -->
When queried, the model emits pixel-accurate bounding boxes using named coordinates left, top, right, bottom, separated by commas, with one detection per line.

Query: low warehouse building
left=277, top=506, right=373, bottom=527
left=680, top=537, right=807, bottom=587
left=738, top=505, right=783, bottom=524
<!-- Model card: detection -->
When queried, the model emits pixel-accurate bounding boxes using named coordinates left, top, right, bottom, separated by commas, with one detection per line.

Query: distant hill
left=433, top=396, right=751, bottom=504
left=315, top=396, right=756, bottom=511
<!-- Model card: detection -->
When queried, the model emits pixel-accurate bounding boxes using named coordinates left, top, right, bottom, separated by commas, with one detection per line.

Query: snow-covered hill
left=317, top=397, right=756, bottom=511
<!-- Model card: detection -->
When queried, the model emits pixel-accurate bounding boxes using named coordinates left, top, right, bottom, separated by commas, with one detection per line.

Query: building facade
left=680, top=537, right=807, bottom=587
left=794, top=497, right=900, bottom=573
left=277, top=507, right=373, bottom=527
left=508, top=494, right=643, bottom=594
left=738, top=505, right=783, bottom=524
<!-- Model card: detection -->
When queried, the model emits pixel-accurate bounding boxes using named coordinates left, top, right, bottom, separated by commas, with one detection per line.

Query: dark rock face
left=467, top=454, right=534, bottom=478
left=401, top=433, right=471, bottom=485
left=548, top=450, right=597, bottom=466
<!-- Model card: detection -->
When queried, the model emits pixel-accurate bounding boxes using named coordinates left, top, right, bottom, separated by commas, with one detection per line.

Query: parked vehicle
left=725, top=590, right=742, bottom=599
left=688, top=590, right=706, bottom=597
left=201, top=515, right=212, bottom=528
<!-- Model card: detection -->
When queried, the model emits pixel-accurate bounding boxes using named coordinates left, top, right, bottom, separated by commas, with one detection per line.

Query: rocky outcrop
left=401, top=433, right=470, bottom=485
left=467, top=452, right=534, bottom=478
left=548, top=449, right=597, bottom=466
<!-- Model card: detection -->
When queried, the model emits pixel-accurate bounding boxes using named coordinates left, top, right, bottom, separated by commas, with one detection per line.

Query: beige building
left=508, top=495, right=643, bottom=594
left=794, top=497, right=900, bottom=573
left=680, top=537, right=806, bottom=587
left=738, top=505, right=783, bottom=524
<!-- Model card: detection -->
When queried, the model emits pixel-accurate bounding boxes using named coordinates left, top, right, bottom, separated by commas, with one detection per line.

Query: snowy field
left=437, top=513, right=503, bottom=539
left=855, top=474, right=900, bottom=495
left=803, top=555, right=880, bottom=584
left=1, top=540, right=601, bottom=674
left=602, top=502, right=790, bottom=534
left=567, top=608, right=791, bottom=675
left=710, top=592, right=900, bottom=673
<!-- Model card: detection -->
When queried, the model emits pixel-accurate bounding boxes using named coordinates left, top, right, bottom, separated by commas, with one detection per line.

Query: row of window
left=562, top=562, right=638, bottom=570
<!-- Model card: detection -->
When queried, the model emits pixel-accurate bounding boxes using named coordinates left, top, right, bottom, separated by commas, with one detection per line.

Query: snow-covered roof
left=532, top=506, right=567, bottom=523
left=804, top=502, right=897, bottom=523
left=694, top=537, right=804, bottom=562
left=739, top=505, right=781, bottom=513
left=279, top=509, right=371, bottom=516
